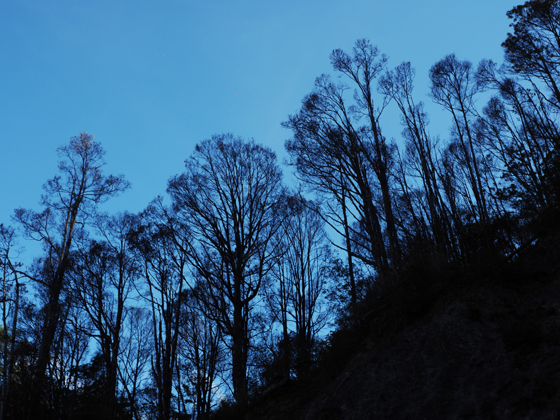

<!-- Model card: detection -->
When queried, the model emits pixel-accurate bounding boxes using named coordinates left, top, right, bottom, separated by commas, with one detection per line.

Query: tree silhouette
left=13, top=133, right=129, bottom=419
left=168, top=134, right=285, bottom=412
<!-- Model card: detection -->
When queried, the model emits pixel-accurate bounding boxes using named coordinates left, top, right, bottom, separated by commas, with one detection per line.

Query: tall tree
left=284, top=39, right=398, bottom=301
left=476, top=0, right=560, bottom=218
left=131, top=200, right=187, bottom=420
left=71, top=212, right=139, bottom=419
left=503, top=0, right=560, bottom=110
left=266, top=196, right=332, bottom=377
left=0, top=225, right=22, bottom=420
left=118, top=307, right=152, bottom=420
left=168, top=134, right=285, bottom=411
left=380, top=62, right=458, bottom=262
left=429, top=54, right=490, bottom=225
left=178, top=288, right=223, bottom=420
left=476, top=61, right=559, bottom=219
left=13, top=133, right=129, bottom=418
left=331, top=40, right=401, bottom=266
left=46, top=299, right=91, bottom=419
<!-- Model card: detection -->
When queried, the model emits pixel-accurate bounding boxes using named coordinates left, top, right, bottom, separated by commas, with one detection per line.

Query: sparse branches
left=168, top=134, right=285, bottom=411
left=0, top=224, right=22, bottom=420
left=14, top=133, right=129, bottom=377
left=130, top=200, right=187, bottom=420
left=503, top=0, right=560, bottom=109
left=70, top=212, right=140, bottom=419
left=266, top=196, right=333, bottom=378
left=178, top=289, right=224, bottom=420
left=430, top=54, right=490, bottom=224
left=381, top=62, right=458, bottom=262
left=12, top=133, right=129, bottom=419
left=285, top=39, right=400, bottom=304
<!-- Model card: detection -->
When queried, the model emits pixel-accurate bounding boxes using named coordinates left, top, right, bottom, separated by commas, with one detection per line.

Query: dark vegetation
left=2, top=0, right=560, bottom=419
left=246, top=221, right=560, bottom=419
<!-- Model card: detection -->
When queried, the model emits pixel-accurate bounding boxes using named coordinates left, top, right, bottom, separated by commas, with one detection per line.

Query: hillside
left=247, top=226, right=560, bottom=420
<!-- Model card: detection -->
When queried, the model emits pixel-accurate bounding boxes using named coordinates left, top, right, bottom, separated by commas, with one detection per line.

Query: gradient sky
left=1, top=0, right=518, bottom=257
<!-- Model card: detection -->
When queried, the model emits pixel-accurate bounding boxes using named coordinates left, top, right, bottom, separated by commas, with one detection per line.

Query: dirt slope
left=304, top=276, right=560, bottom=419
left=248, top=238, right=560, bottom=420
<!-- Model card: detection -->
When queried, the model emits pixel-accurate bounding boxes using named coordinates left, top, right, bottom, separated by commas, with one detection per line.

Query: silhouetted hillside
left=246, top=217, right=560, bottom=420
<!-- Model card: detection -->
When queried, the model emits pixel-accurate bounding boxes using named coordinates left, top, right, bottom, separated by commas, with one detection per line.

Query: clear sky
left=1, top=0, right=518, bottom=255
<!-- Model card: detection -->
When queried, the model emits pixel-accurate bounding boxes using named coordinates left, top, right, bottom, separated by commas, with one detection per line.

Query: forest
left=1, top=0, right=560, bottom=419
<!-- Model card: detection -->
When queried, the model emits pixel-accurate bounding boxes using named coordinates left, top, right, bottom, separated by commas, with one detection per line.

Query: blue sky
left=1, top=0, right=517, bottom=255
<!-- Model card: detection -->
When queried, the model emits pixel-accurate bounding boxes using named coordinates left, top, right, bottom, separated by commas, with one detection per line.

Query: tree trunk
left=231, top=302, right=247, bottom=412
left=0, top=280, right=19, bottom=420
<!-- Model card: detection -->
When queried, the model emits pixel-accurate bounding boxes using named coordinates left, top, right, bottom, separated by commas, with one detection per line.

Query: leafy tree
left=477, top=61, right=559, bottom=218
left=475, top=0, right=560, bottom=220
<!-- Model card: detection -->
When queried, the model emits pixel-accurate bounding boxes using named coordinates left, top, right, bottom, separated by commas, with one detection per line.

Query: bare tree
left=266, top=196, right=332, bottom=377
left=284, top=39, right=400, bottom=305
left=168, top=134, right=285, bottom=411
left=429, top=54, right=489, bottom=225
left=118, top=307, right=151, bottom=420
left=13, top=133, right=129, bottom=393
left=178, top=288, right=223, bottom=420
left=70, top=212, right=139, bottom=419
left=331, top=40, right=401, bottom=266
left=380, top=62, right=459, bottom=262
left=130, top=199, right=188, bottom=420
left=47, top=299, right=90, bottom=418
left=0, top=225, right=22, bottom=420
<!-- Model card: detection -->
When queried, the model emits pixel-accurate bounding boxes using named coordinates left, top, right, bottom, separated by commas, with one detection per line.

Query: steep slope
left=248, top=233, right=560, bottom=420
left=305, top=279, right=560, bottom=419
